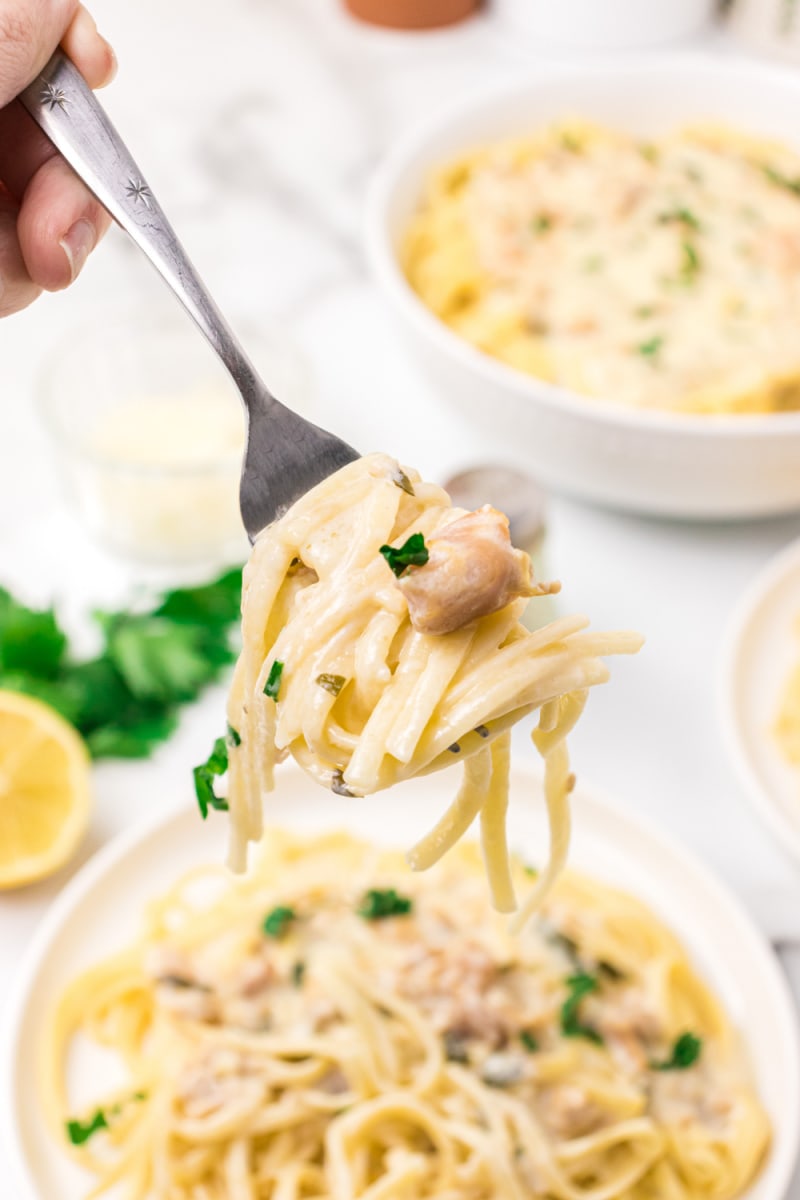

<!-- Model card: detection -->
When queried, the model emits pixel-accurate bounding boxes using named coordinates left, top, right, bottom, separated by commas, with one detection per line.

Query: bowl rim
left=365, top=52, right=800, bottom=440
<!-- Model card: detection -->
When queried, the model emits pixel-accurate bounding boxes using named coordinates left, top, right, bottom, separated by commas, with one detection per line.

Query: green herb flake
left=379, top=533, right=429, bottom=578
left=520, top=1030, right=539, bottom=1053
left=193, top=736, right=230, bottom=820
left=316, top=673, right=345, bottom=697
left=393, top=469, right=415, bottom=497
left=651, top=1032, right=702, bottom=1071
left=291, top=960, right=306, bottom=987
left=226, top=723, right=241, bottom=747
left=658, top=206, right=701, bottom=231
left=636, top=335, right=664, bottom=359
left=531, top=213, right=553, bottom=234
left=264, top=660, right=284, bottom=701
left=634, top=305, right=656, bottom=320
left=262, top=905, right=296, bottom=940
left=66, top=1108, right=109, bottom=1146
left=763, top=164, right=800, bottom=197
left=560, top=973, right=603, bottom=1044
left=681, top=239, right=701, bottom=282
left=358, top=888, right=413, bottom=920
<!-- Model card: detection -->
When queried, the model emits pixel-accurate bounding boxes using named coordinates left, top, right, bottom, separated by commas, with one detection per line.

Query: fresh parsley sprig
left=379, top=534, right=429, bottom=578
left=193, top=737, right=231, bottom=819
left=263, top=660, right=284, bottom=701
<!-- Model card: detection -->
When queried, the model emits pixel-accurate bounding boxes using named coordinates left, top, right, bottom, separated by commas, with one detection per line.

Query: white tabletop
left=2, top=1, right=800, bottom=1191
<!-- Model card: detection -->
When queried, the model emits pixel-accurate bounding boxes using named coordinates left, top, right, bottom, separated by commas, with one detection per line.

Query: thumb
left=0, top=0, right=79, bottom=106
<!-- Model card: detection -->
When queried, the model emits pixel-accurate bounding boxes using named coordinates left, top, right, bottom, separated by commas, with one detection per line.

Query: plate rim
left=3, top=763, right=799, bottom=1199
left=719, top=535, right=800, bottom=867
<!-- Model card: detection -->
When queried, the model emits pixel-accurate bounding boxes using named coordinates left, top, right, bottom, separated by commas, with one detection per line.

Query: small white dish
left=3, top=764, right=799, bottom=1199
left=366, top=56, right=800, bottom=519
left=721, top=537, right=800, bottom=867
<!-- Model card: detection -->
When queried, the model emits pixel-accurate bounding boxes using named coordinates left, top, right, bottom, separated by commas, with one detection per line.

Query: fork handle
left=19, top=50, right=266, bottom=407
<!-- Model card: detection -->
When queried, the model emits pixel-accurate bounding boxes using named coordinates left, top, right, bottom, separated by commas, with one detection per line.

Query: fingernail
left=103, top=42, right=118, bottom=85
left=59, top=219, right=96, bottom=283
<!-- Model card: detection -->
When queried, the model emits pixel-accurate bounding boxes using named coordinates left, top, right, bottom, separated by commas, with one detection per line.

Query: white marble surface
left=2, top=0, right=800, bottom=1192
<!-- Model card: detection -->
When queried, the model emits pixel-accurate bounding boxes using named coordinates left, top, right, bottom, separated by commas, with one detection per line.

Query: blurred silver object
left=20, top=51, right=358, bottom=540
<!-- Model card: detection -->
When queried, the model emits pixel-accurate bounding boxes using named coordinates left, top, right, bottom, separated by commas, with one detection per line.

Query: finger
left=17, top=153, right=110, bottom=290
left=60, top=5, right=116, bottom=88
left=0, top=192, right=40, bottom=316
left=0, top=0, right=77, bottom=104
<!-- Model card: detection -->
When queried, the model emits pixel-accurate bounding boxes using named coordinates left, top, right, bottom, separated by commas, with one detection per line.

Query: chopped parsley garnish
left=560, top=973, right=604, bottom=1044
left=66, top=1109, right=108, bottom=1146
left=226, top=722, right=241, bottom=747
left=291, top=960, right=306, bottom=987
left=597, top=959, right=626, bottom=981
left=681, top=239, right=701, bottom=282
left=763, top=164, right=800, bottom=197
left=636, top=335, right=664, bottom=359
left=651, top=1032, right=702, bottom=1071
left=65, top=1091, right=147, bottom=1146
left=520, top=1029, right=539, bottom=1052
left=262, top=905, right=296, bottom=939
left=264, top=660, right=284, bottom=701
left=358, top=888, right=413, bottom=920
left=379, top=533, right=429, bottom=577
left=448, top=742, right=461, bottom=753
left=531, top=213, right=553, bottom=234
left=316, top=673, right=345, bottom=696
left=0, top=568, right=242, bottom=760
left=634, top=304, right=656, bottom=320
left=193, top=737, right=230, bottom=819
left=658, top=206, right=701, bottom=231
left=393, top=468, right=415, bottom=496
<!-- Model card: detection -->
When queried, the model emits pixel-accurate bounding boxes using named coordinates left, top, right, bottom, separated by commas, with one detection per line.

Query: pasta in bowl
left=51, top=829, right=770, bottom=1199
left=365, top=58, right=800, bottom=517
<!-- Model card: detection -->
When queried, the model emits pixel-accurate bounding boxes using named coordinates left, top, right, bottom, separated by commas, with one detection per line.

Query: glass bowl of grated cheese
left=38, top=312, right=312, bottom=567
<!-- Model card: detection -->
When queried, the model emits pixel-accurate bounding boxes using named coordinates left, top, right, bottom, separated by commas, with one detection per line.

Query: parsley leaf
left=358, top=888, right=413, bottom=920
left=262, top=905, right=296, bottom=939
left=0, top=588, right=67, bottom=678
left=651, top=1032, right=702, bottom=1071
left=264, top=660, right=284, bottom=701
left=681, top=240, right=701, bottom=282
left=379, top=534, right=429, bottom=578
left=291, top=960, right=306, bottom=987
left=531, top=213, right=553, bottom=234
left=66, top=1109, right=109, bottom=1146
left=520, top=1030, right=539, bottom=1052
left=636, top=335, right=664, bottom=358
left=560, top=973, right=603, bottom=1044
left=193, top=736, right=230, bottom=819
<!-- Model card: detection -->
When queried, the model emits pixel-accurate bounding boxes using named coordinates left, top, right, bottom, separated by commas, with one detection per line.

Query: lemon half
left=0, top=690, right=91, bottom=888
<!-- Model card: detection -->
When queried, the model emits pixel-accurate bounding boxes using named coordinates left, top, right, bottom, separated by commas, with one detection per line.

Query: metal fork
left=20, top=51, right=359, bottom=540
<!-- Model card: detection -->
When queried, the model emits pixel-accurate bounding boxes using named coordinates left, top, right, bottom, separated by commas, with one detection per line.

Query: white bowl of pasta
left=4, top=765, right=800, bottom=1200
left=366, top=56, right=800, bottom=519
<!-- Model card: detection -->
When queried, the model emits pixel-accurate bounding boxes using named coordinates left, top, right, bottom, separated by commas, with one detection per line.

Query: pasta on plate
left=51, top=831, right=770, bottom=1199
left=404, top=121, right=800, bottom=415
left=213, top=454, right=641, bottom=927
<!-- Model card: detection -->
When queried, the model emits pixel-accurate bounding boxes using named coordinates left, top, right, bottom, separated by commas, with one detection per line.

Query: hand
left=0, top=0, right=115, bottom=317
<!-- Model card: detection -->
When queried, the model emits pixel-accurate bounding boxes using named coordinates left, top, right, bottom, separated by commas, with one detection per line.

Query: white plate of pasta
left=366, top=56, right=800, bottom=518
left=722, top=537, right=800, bottom=868
left=4, top=763, right=799, bottom=1200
